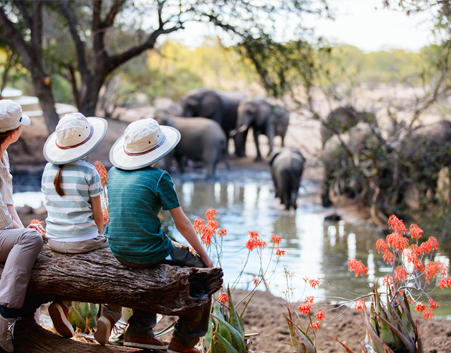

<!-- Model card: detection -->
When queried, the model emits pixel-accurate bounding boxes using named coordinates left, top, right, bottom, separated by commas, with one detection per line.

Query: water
left=12, top=169, right=451, bottom=319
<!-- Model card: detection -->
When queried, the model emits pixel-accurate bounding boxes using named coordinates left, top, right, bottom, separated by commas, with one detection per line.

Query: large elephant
left=397, top=120, right=451, bottom=207
left=232, top=98, right=290, bottom=160
left=154, top=110, right=228, bottom=179
left=269, top=148, right=305, bottom=210
left=321, top=106, right=375, bottom=147
left=178, top=88, right=246, bottom=152
left=321, top=122, right=389, bottom=208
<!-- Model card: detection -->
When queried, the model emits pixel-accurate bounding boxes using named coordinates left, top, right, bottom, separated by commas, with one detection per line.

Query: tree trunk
left=0, top=245, right=223, bottom=352
left=80, top=75, right=105, bottom=117
left=33, top=79, right=60, bottom=134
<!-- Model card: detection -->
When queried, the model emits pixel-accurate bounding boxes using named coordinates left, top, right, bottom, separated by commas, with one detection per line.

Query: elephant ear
left=290, top=148, right=305, bottom=162
left=268, top=149, right=282, bottom=166
left=200, top=91, right=222, bottom=118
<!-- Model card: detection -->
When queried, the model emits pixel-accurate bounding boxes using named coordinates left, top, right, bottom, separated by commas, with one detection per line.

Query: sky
left=169, top=0, right=436, bottom=53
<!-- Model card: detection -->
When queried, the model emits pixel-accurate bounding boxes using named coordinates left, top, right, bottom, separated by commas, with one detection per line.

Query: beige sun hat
left=109, top=118, right=180, bottom=170
left=43, top=112, right=108, bottom=164
left=0, top=99, right=31, bottom=132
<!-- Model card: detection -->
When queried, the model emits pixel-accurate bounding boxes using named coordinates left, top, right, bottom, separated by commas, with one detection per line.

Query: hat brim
left=21, top=114, right=31, bottom=126
left=110, top=126, right=181, bottom=171
left=43, top=117, right=108, bottom=165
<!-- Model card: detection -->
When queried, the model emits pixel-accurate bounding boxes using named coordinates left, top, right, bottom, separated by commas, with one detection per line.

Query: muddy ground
left=11, top=109, right=451, bottom=352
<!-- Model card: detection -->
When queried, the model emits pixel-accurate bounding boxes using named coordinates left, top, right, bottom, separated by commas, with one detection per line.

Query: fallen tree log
left=0, top=245, right=223, bottom=352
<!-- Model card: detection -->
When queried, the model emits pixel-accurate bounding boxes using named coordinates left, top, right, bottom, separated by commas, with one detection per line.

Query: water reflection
left=12, top=170, right=451, bottom=318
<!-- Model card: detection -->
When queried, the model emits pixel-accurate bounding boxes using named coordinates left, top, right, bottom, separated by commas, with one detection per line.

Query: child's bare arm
left=90, top=196, right=104, bottom=234
left=169, top=206, right=214, bottom=268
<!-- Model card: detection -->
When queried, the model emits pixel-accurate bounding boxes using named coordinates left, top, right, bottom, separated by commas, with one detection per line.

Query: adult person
left=100, top=118, right=213, bottom=353
left=0, top=100, right=45, bottom=353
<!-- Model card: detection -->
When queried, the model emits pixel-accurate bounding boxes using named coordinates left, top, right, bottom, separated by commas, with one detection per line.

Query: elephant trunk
left=230, top=124, right=248, bottom=137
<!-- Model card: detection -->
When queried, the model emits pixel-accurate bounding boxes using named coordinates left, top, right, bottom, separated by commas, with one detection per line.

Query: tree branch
left=59, top=0, right=91, bottom=80
left=101, top=0, right=126, bottom=28
left=30, top=0, right=43, bottom=60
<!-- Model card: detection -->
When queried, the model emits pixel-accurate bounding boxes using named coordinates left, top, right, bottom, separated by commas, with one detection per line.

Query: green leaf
left=292, top=323, right=316, bottom=353
left=204, top=317, right=214, bottom=349
left=211, top=314, right=246, bottom=353
left=227, top=287, right=244, bottom=336
left=90, top=303, right=99, bottom=319
left=80, top=302, right=90, bottom=318
left=360, top=312, right=394, bottom=353
left=376, top=313, right=416, bottom=353
left=283, top=313, right=298, bottom=351
left=215, top=331, right=240, bottom=353
left=70, top=306, right=86, bottom=331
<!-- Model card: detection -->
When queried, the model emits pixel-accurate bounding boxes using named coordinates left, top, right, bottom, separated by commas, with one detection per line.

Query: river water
left=12, top=169, right=451, bottom=319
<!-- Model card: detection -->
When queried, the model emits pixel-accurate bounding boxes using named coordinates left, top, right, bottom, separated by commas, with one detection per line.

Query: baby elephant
left=154, top=110, right=228, bottom=179
left=269, top=148, right=306, bottom=210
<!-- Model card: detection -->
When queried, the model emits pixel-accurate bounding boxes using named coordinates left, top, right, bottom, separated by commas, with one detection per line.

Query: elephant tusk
left=229, top=129, right=238, bottom=137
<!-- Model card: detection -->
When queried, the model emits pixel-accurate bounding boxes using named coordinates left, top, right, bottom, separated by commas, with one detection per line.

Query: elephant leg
left=203, top=149, right=218, bottom=180
left=175, top=155, right=185, bottom=174
left=281, top=135, right=285, bottom=147
left=321, top=168, right=333, bottom=207
left=266, top=126, right=275, bottom=157
left=254, top=129, right=263, bottom=161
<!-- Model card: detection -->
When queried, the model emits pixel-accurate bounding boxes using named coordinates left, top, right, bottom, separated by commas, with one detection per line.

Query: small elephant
left=269, top=148, right=305, bottom=210
left=321, top=106, right=375, bottom=147
left=232, top=98, right=290, bottom=160
left=154, top=110, right=228, bottom=179
left=178, top=88, right=246, bottom=153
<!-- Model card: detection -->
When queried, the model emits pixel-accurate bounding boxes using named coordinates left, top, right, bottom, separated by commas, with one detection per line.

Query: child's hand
left=201, top=254, right=214, bottom=268
left=28, top=219, right=46, bottom=236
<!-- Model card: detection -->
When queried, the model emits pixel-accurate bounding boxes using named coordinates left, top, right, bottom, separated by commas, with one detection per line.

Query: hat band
left=124, top=134, right=166, bottom=156
left=55, top=124, right=94, bottom=150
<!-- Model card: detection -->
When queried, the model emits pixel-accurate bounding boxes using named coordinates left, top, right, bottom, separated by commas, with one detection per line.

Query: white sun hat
left=110, top=118, right=180, bottom=170
left=0, top=99, right=31, bottom=132
left=43, top=112, right=108, bottom=164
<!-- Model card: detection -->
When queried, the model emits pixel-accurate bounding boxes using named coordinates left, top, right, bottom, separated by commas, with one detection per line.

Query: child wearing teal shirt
left=102, top=119, right=213, bottom=353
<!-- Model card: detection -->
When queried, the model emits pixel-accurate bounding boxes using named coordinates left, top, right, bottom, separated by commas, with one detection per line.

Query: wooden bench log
left=0, top=245, right=223, bottom=352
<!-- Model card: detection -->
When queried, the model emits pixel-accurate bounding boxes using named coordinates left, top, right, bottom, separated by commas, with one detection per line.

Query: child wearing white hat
left=0, top=100, right=45, bottom=353
left=101, top=118, right=213, bottom=353
left=40, top=112, right=115, bottom=339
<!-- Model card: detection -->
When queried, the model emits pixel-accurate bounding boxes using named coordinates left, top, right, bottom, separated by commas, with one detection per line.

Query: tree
left=0, top=0, right=328, bottom=133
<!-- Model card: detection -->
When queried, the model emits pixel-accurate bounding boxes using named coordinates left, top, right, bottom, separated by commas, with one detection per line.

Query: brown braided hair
left=54, top=164, right=65, bottom=197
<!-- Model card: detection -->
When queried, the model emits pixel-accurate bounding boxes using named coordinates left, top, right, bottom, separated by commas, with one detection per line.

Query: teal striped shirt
left=41, top=161, right=102, bottom=238
left=106, top=166, right=180, bottom=264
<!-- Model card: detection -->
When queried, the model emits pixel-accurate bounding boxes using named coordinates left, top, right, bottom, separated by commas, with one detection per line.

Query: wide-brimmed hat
left=0, top=99, right=31, bottom=133
left=110, top=118, right=180, bottom=170
left=43, top=113, right=108, bottom=165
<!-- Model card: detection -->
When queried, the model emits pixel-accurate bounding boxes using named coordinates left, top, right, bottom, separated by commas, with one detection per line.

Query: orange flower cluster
left=245, top=231, right=267, bottom=251
left=394, top=266, right=407, bottom=283
left=421, top=308, right=434, bottom=320
left=194, top=209, right=227, bottom=248
left=424, top=261, right=448, bottom=283
left=348, top=258, right=368, bottom=277
left=354, top=299, right=366, bottom=312
left=382, top=274, right=393, bottom=286
left=298, top=304, right=311, bottom=315
left=415, top=302, right=425, bottom=313
left=271, top=234, right=282, bottom=245
left=438, top=277, right=451, bottom=289
left=305, top=296, right=314, bottom=304
left=388, top=215, right=407, bottom=233
left=308, top=322, right=320, bottom=332
left=314, top=311, right=325, bottom=321
left=218, top=293, right=228, bottom=304
left=276, top=248, right=286, bottom=256
left=303, top=278, right=320, bottom=289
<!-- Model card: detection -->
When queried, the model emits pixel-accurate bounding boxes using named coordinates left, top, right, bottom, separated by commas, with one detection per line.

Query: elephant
left=178, top=88, right=246, bottom=153
left=269, top=148, right=306, bottom=210
left=321, top=122, right=389, bottom=208
left=154, top=110, right=229, bottom=179
left=397, top=120, right=451, bottom=207
left=321, top=106, right=375, bottom=147
left=231, top=98, right=290, bottom=161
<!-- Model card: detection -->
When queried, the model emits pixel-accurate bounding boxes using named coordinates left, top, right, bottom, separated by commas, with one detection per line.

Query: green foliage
left=68, top=302, right=99, bottom=334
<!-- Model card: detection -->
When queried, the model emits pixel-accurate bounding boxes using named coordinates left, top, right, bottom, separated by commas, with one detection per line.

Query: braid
left=54, top=164, right=65, bottom=197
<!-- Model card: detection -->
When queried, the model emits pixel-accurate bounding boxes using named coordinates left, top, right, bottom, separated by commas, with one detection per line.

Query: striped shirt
left=41, top=160, right=102, bottom=239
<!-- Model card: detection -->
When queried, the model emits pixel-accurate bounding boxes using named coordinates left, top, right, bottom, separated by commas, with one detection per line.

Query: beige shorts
left=48, top=235, right=108, bottom=254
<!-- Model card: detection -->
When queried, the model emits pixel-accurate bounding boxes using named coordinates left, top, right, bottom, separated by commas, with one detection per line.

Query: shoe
left=167, top=337, right=202, bottom=353
left=123, top=333, right=169, bottom=350
left=94, top=315, right=115, bottom=346
left=0, top=313, right=20, bottom=353
left=48, top=302, right=74, bottom=338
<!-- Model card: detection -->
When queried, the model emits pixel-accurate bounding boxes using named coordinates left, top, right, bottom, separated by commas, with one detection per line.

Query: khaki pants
left=48, top=235, right=108, bottom=254
left=105, top=241, right=211, bottom=349
left=0, top=228, right=44, bottom=309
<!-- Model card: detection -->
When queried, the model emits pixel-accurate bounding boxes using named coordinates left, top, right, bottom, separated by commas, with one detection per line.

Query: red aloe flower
left=409, top=224, right=423, bottom=239
left=298, top=304, right=311, bottom=315
left=308, top=322, right=320, bottom=332
left=218, top=293, right=228, bottom=304
left=305, top=296, right=314, bottom=304
left=354, top=299, right=366, bottom=312
left=276, top=248, right=286, bottom=256
left=271, top=234, right=282, bottom=245
left=394, top=266, right=407, bottom=283
left=314, top=311, right=325, bottom=321
left=205, top=209, right=217, bottom=220
left=348, top=258, right=368, bottom=277
left=421, top=308, right=434, bottom=320
left=376, top=239, right=387, bottom=254
left=415, top=302, right=425, bottom=313
left=218, top=228, right=227, bottom=237
left=439, top=277, right=451, bottom=290
left=309, top=279, right=320, bottom=289
left=428, top=298, right=439, bottom=310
